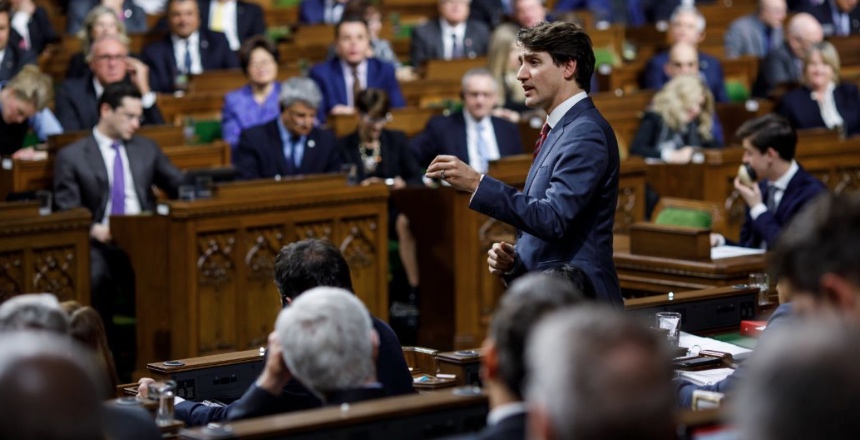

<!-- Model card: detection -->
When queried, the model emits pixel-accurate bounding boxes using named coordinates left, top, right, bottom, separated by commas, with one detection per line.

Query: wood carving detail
left=340, top=217, right=377, bottom=269
left=32, top=247, right=76, bottom=301
left=197, top=233, right=236, bottom=287
left=614, top=186, right=637, bottom=234
left=0, top=252, right=24, bottom=303
left=244, top=228, right=284, bottom=281
left=295, top=221, right=334, bottom=242
left=834, top=167, right=860, bottom=195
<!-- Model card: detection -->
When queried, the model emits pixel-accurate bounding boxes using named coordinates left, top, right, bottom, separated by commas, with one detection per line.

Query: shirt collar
left=440, top=19, right=467, bottom=38
left=463, top=109, right=488, bottom=128
left=487, top=402, right=527, bottom=426
left=771, top=160, right=799, bottom=190
left=546, top=91, right=587, bottom=129
left=92, top=126, right=119, bottom=150
left=339, top=58, right=367, bottom=76
left=171, top=30, right=200, bottom=47
left=93, top=78, right=105, bottom=98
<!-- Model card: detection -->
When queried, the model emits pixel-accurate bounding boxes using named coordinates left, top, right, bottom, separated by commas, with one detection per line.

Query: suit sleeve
left=383, top=64, right=406, bottom=108
left=393, top=131, right=423, bottom=185
left=141, top=45, right=172, bottom=94
left=152, top=146, right=185, bottom=199
left=308, top=66, right=332, bottom=122
left=629, top=112, right=663, bottom=159
left=723, top=20, right=745, bottom=59
left=323, top=131, right=344, bottom=173
left=233, top=130, right=264, bottom=180
left=408, top=117, right=441, bottom=168
left=470, top=119, right=610, bottom=241
left=54, top=84, right=84, bottom=131
left=710, top=64, right=728, bottom=103
left=409, top=26, right=430, bottom=67
left=641, top=56, right=665, bottom=90
left=53, top=149, right=83, bottom=213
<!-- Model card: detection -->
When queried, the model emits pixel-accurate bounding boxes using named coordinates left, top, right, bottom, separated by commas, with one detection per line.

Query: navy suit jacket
left=54, top=74, right=165, bottom=131
left=470, top=97, right=622, bottom=307
left=642, top=50, right=728, bottom=102
left=776, top=83, right=860, bottom=137
left=0, top=33, right=36, bottom=81
left=309, top=58, right=405, bottom=122
left=53, top=135, right=184, bottom=220
left=410, top=111, right=524, bottom=168
left=198, top=0, right=266, bottom=45
left=739, top=166, right=826, bottom=249
left=804, top=1, right=860, bottom=36
left=15, top=6, right=59, bottom=55
left=409, top=19, right=491, bottom=67
left=232, top=119, right=343, bottom=180
left=175, top=316, right=414, bottom=426
left=298, top=0, right=327, bottom=24
left=141, top=29, right=239, bottom=93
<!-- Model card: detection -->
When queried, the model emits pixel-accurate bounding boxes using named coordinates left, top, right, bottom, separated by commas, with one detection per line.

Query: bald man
left=753, top=12, right=824, bottom=97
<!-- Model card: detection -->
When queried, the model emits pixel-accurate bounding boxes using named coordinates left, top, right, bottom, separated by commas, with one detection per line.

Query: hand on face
left=733, top=176, right=763, bottom=208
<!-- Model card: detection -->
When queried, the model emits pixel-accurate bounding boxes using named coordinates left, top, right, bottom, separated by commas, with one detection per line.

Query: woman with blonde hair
left=66, top=5, right=130, bottom=79
left=777, top=41, right=860, bottom=137
left=487, top=24, right=541, bottom=123
left=630, top=74, right=723, bottom=163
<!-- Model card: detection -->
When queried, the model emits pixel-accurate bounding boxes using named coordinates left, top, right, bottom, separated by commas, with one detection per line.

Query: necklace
left=359, top=140, right=381, bottom=174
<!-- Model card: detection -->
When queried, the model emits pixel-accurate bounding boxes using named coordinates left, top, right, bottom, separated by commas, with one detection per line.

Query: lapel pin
left=201, top=40, right=209, bottom=49
left=308, top=139, right=316, bottom=148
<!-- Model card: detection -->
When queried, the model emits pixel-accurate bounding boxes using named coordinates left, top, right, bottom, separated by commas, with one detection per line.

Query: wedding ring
left=441, top=170, right=446, bottom=180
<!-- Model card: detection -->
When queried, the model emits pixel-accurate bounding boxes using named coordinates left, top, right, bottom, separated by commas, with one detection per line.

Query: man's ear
left=99, top=102, right=111, bottom=119
left=562, top=59, right=578, bottom=81
left=820, top=272, right=860, bottom=312
left=480, top=338, right=498, bottom=382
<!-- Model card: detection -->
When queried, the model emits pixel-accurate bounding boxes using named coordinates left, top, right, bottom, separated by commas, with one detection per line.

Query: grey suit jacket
left=53, top=134, right=184, bottom=222
left=409, top=19, right=490, bottom=67
left=724, top=14, right=784, bottom=58
left=753, top=44, right=801, bottom=97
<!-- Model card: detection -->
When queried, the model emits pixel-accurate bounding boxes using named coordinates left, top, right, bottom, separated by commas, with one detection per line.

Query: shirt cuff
left=141, top=91, right=157, bottom=109
left=749, top=203, right=767, bottom=220
left=468, top=173, right=485, bottom=203
left=660, top=148, right=673, bottom=162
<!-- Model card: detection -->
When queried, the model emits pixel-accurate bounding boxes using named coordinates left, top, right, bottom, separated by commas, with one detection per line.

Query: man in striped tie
left=426, top=21, right=623, bottom=308
left=53, top=82, right=184, bottom=361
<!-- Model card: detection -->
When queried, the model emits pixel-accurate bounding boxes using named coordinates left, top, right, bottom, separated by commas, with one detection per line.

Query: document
left=677, top=368, right=736, bottom=386
left=711, top=245, right=765, bottom=260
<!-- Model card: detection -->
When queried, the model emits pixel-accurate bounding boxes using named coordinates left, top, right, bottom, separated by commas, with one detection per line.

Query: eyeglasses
left=117, top=111, right=145, bottom=124
left=361, top=113, right=392, bottom=124
left=94, top=54, right=128, bottom=63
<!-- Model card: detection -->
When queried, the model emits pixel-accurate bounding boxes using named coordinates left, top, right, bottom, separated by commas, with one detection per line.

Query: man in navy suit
left=140, top=0, right=239, bottom=93
left=233, top=77, right=342, bottom=180
left=427, top=22, right=622, bottom=307
left=410, top=0, right=491, bottom=67
left=714, top=114, right=826, bottom=249
left=411, top=69, right=523, bottom=172
left=309, top=17, right=405, bottom=123
left=56, top=35, right=165, bottom=131
left=198, top=0, right=266, bottom=51
left=641, top=5, right=728, bottom=102
left=0, top=2, right=35, bottom=82
left=804, top=0, right=860, bottom=36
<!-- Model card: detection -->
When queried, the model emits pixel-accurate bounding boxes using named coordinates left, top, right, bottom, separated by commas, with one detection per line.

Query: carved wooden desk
left=110, top=175, right=389, bottom=374
left=0, top=203, right=91, bottom=304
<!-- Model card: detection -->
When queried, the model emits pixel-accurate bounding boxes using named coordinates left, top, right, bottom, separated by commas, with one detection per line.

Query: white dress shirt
left=92, top=127, right=141, bottom=224
left=546, top=91, right=588, bottom=129
left=172, top=31, right=203, bottom=74
left=817, top=82, right=844, bottom=130
left=440, top=20, right=467, bottom=59
left=464, top=111, right=501, bottom=173
left=749, top=160, right=799, bottom=221
left=339, top=59, right=367, bottom=107
left=208, top=0, right=239, bottom=50
left=11, top=11, right=30, bottom=49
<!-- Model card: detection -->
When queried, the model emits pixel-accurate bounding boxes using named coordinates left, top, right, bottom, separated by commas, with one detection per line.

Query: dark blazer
left=140, top=29, right=240, bottom=93
left=470, top=97, right=623, bottom=307
left=308, top=58, right=406, bottom=122
left=641, top=50, right=728, bottom=102
left=339, top=129, right=423, bottom=185
left=14, top=6, right=59, bottom=55
left=232, top=119, right=343, bottom=180
left=67, top=0, right=148, bottom=34
left=0, top=34, right=36, bottom=81
left=753, top=44, right=802, bottom=97
left=298, top=0, right=327, bottom=24
left=197, top=0, right=266, bottom=45
left=53, top=134, right=184, bottom=221
left=445, top=410, right=526, bottom=440
left=54, top=74, right=166, bottom=131
left=739, top=166, right=826, bottom=249
left=409, top=19, right=491, bottom=67
left=469, top=0, right=509, bottom=28
left=776, top=83, right=860, bottom=137
left=804, top=0, right=860, bottom=36
left=629, top=111, right=723, bottom=159
left=409, top=111, right=524, bottom=168
left=176, top=316, right=414, bottom=426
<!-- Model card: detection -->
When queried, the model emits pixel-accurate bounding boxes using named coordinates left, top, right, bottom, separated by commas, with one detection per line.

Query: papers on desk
left=711, top=245, right=765, bottom=260
left=677, top=368, right=736, bottom=386
left=680, top=332, right=752, bottom=357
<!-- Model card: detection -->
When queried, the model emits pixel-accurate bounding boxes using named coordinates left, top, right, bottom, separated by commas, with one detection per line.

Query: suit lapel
left=524, top=98, right=593, bottom=194
left=236, top=3, right=248, bottom=38
left=84, top=76, right=100, bottom=128
left=199, top=30, right=212, bottom=70
left=332, top=59, right=348, bottom=106
left=125, top=137, right=150, bottom=209
left=83, top=137, right=110, bottom=216
left=270, top=121, right=291, bottom=175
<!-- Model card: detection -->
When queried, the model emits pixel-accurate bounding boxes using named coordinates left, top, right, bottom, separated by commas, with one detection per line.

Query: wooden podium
left=0, top=203, right=91, bottom=304
left=110, top=175, right=390, bottom=372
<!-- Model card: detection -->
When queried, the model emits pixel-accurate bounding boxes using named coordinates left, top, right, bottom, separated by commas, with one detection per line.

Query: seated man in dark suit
left=272, top=287, right=388, bottom=405
left=641, top=5, right=728, bottom=102
left=56, top=35, right=165, bottom=131
left=53, top=82, right=184, bottom=349
left=410, top=0, right=491, bottom=68
left=0, top=1, right=35, bottom=82
left=753, top=12, right=823, bottom=97
left=711, top=114, right=826, bottom=249
left=198, top=0, right=266, bottom=51
left=309, top=17, right=405, bottom=123
left=410, top=69, right=523, bottom=172
left=7, top=0, right=58, bottom=56
left=150, top=238, right=414, bottom=426
left=141, top=0, right=239, bottom=93
left=804, top=0, right=860, bottom=36
left=233, top=77, right=342, bottom=180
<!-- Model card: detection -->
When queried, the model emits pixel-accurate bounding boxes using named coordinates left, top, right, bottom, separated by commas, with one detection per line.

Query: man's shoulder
left=56, top=136, right=94, bottom=159
left=309, top=58, right=337, bottom=76
left=243, top=119, right=278, bottom=139
left=729, top=13, right=759, bottom=29
left=490, top=114, right=518, bottom=131
left=793, top=165, right=827, bottom=191
left=58, top=76, right=89, bottom=94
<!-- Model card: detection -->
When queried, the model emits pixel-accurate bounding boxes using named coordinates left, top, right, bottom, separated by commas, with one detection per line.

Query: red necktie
left=533, top=123, right=550, bottom=159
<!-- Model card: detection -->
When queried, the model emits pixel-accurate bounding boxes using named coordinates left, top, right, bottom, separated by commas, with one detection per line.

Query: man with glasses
left=233, top=77, right=343, bottom=180
left=411, top=68, right=522, bottom=173
left=56, top=35, right=165, bottom=131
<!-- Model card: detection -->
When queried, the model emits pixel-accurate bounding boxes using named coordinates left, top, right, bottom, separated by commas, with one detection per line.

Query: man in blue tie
left=53, top=81, right=184, bottom=358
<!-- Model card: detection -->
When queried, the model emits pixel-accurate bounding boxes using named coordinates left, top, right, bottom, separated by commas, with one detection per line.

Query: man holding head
left=526, top=306, right=675, bottom=440
left=724, top=0, right=787, bottom=59
left=426, top=22, right=622, bottom=307
left=309, top=16, right=405, bottom=122
left=410, top=0, right=490, bottom=68
left=54, top=82, right=184, bottom=340
left=711, top=114, right=825, bottom=249
left=410, top=68, right=523, bottom=173
left=232, top=77, right=343, bottom=180
left=753, top=12, right=824, bottom=97
left=641, top=5, right=728, bottom=102
left=56, top=35, right=164, bottom=131
left=141, top=0, right=238, bottom=93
